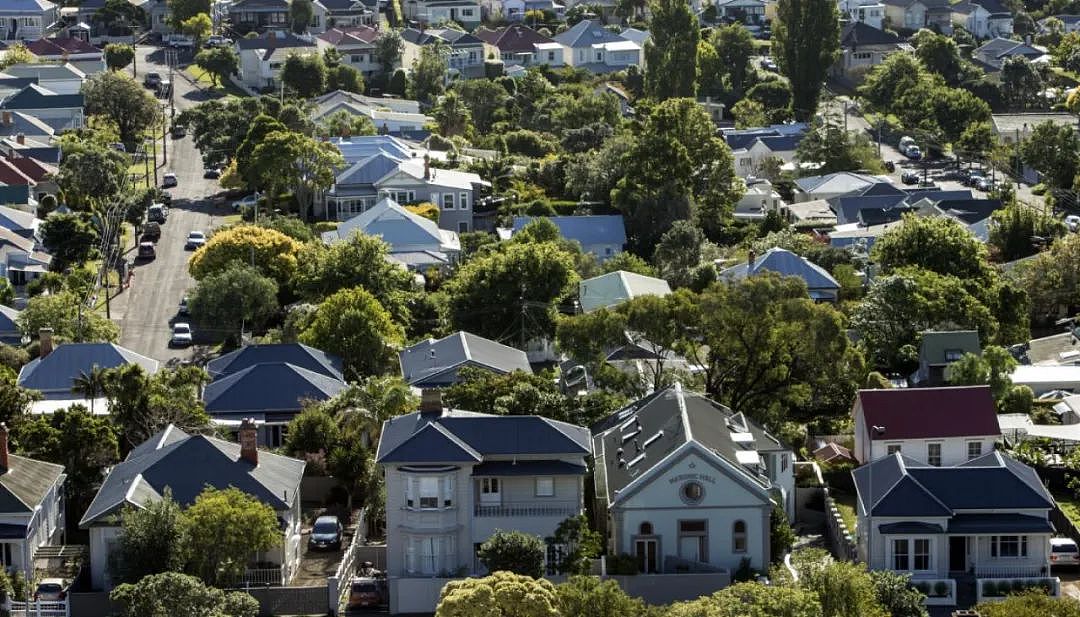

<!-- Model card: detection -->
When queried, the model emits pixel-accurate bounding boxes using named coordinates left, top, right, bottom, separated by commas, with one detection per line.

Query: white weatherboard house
left=376, top=391, right=591, bottom=614
left=578, top=270, right=671, bottom=313
left=0, top=424, right=65, bottom=583
left=853, top=385, right=1002, bottom=466
left=591, top=384, right=794, bottom=576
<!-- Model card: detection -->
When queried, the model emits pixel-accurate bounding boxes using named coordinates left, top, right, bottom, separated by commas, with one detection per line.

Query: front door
left=634, top=539, right=658, bottom=573
left=949, top=536, right=967, bottom=573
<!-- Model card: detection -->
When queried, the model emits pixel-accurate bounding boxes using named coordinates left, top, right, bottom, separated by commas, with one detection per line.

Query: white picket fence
left=8, top=599, right=69, bottom=617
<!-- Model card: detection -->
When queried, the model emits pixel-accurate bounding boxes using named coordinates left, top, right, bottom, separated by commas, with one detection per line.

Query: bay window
left=404, top=475, right=454, bottom=510
left=404, top=534, right=457, bottom=575
left=991, top=535, right=1028, bottom=558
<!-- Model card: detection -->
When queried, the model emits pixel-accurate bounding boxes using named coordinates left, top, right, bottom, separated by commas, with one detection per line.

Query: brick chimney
left=747, top=249, right=756, bottom=269
left=239, top=418, right=258, bottom=465
left=423, top=153, right=430, bottom=180
left=2, top=111, right=11, bottom=126
left=15, top=133, right=24, bottom=145
left=0, top=423, right=9, bottom=473
left=420, top=388, right=442, bottom=416
left=38, top=327, right=53, bottom=359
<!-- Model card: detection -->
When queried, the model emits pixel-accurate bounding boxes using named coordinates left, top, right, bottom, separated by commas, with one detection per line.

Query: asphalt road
left=116, top=45, right=223, bottom=364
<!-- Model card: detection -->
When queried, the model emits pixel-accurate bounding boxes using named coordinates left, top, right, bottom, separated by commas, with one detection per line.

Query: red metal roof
left=25, top=37, right=101, bottom=57
left=856, top=385, right=1000, bottom=441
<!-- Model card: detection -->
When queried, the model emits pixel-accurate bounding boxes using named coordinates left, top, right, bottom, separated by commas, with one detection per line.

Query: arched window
left=733, top=520, right=747, bottom=553
left=639, top=522, right=653, bottom=535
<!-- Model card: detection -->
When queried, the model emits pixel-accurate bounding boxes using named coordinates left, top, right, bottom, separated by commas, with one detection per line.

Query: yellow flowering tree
left=436, top=572, right=559, bottom=617
left=188, top=225, right=302, bottom=287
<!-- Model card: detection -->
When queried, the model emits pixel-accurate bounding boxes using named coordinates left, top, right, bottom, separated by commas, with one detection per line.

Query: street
left=115, top=45, right=224, bottom=364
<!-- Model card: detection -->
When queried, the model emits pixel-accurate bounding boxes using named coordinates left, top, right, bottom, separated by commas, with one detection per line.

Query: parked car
left=901, top=170, right=920, bottom=185
left=171, top=323, right=193, bottom=347
left=143, top=72, right=162, bottom=88
left=148, top=203, right=168, bottom=223
left=1051, top=537, right=1080, bottom=567
left=171, top=123, right=186, bottom=138
left=203, top=167, right=221, bottom=179
left=903, top=144, right=922, bottom=160
left=761, top=57, right=778, bottom=72
left=142, top=221, right=162, bottom=241
left=178, top=295, right=189, bottom=316
left=205, top=35, right=231, bottom=47
left=137, top=242, right=156, bottom=260
left=1066, top=214, right=1080, bottom=232
left=309, top=515, right=343, bottom=551
left=975, top=176, right=993, bottom=191
left=966, top=171, right=985, bottom=187
left=185, top=231, right=207, bottom=250
left=347, top=578, right=384, bottom=609
left=167, top=34, right=194, bottom=48
left=162, top=172, right=178, bottom=188
left=34, top=579, right=66, bottom=601
left=232, top=192, right=261, bottom=212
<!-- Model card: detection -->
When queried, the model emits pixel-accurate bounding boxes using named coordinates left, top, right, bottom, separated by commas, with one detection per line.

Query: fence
left=823, top=488, right=858, bottom=562
left=240, top=586, right=329, bottom=617
left=9, top=600, right=68, bottom=617
left=327, top=508, right=368, bottom=616
left=474, top=501, right=579, bottom=518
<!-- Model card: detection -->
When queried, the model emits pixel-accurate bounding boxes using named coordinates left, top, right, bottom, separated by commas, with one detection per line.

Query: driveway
left=115, top=45, right=229, bottom=364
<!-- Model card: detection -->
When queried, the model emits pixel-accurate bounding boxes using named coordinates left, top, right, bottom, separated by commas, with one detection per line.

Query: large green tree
left=643, top=0, right=699, bottom=100
left=168, top=0, right=211, bottom=28
left=872, top=214, right=994, bottom=283
left=111, top=571, right=258, bottom=617
left=712, top=24, right=754, bottom=99
left=477, top=530, right=546, bottom=578
left=57, top=142, right=128, bottom=208
left=187, top=225, right=302, bottom=286
left=249, top=130, right=344, bottom=217
left=104, top=43, right=135, bottom=71
left=18, top=291, right=119, bottom=342
left=1016, top=233, right=1080, bottom=322
left=773, top=0, right=840, bottom=120
left=666, top=582, right=822, bottom=617
left=1020, top=120, right=1080, bottom=190
left=194, top=47, right=239, bottom=87
left=184, top=487, right=281, bottom=587
left=437, top=572, right=559, bottom=617
left=188, top=262, right=280, bottom=341
left=289, top=0, right=313, bottom=33
left=408, top=44, right=448, bottom=103
left=113, top=489, right=189, bottom=583
left=298, top=287, right=405, bottom=378
left=40, top=212, right=99, bottom=270
left=81, top=71, right=161, bottom=148
left=293, top=233, right=414, bottom=319
left=281, top=52, right=327, bottom=98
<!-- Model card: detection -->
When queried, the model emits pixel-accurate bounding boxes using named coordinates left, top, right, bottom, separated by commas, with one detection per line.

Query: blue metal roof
left=335, top=152, right=403, bottom=187
left=206, top=343, right=343, bottom=382
left=0, top=84, right=82, bottom=110
left=17, top=343, right=158, bottom=397
left=399, top=331, right=532, bottom=387
left=471, top=460, right=586, bottom=476
left=512, top=215, right=626, bottom=248
left=203, top=362, right=346, bottom=415
left=720, top=248, right=839, bottom=292
left=947, top=513, right=1054, bottom=534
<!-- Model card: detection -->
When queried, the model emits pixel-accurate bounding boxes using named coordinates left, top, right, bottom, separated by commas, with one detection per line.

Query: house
left=1019, top=329, right=1080, bottom=366
left=591, top=384, right=795, bottom=575
left=228, top=0, right=289, bottom=32
left=23, top=38, right=104, bottom=75
left=853, top=451, right=1058, bottom=604
left=0, top=424, right=65, bottom=583
left=6, top=155, right=56, bottom=200
left=0, top=204, right=40, bottom=240
left=970, top=0, right=1012, bottom=37
left=1011, top=365, right=1080, bottom=396
left=1041, top=14, right=1080, bottom=33
left=723, top=124, right=808, bottom=179
left=316, top=26, right=378, bottom=75
left=578, top=270, right=671, bottom=313
left=813, top=442, right=855, bottom=464
left=399, top=331, right=531, bottom=387
left=376, top=391, right=590, bottom=614
left=0, top=84, right=83, bottom=131
left=320, top=197, right=462, bottom=269
left=553, top=20, right=642, bottom=72
left=474, top=24, right=554, bottom=66
left=235, top=32, right=318, bottom=89
left=79, top=422, right=306, bottom=590
left=932, top=197, right=1003, bottom=241
left=883, top=0, right=953, bottom=32
left=0, top=304, right=20, bottom=345
left=0, top=224, right=47, bottom=285
left=0, top=109, right=56, bottom=146
left=973, top=37, right=1049, bottom=71
left=834, top=21, right=911, bottom=79
left=402, top=0, right=482, bottom=28
left=714, top=0, right=765, bottom=24
left=0, top=0, right=55, bottom=41
left=314, top=0, right=376, bottom=29
left=311, top=90, right=431, bottom=135
left=734, top=178, right=786, bottom=220
left=719, top=247, right=841, bottom=302
left=136, top=0, right=170, bottom=33
left=992, top=112, right=1076, bottom=144
left=951, top=1, right=992, bottom=39
left=792, top=171, right=893, bottom=202
left=511, top=215, right=626, bottom=261
left=852, top=385, right=1001, bottom=465
left=207, top=343, right=344, bottom=381
left=840, top=0, right=886, bottom=29
left=17, top=336, right=159, bottom=406
left=400, top=28, right=484, bottom=78
left=912, top=330, right=981, bottom=387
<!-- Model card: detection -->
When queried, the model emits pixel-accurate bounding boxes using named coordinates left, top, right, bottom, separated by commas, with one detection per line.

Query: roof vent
left=617, top=457, right=626, bottom=468
left=621, top=429, right=641, bottom=443
left=643, top=431, right=662, bottom=448
left=627, top=452, right=646, bottom=468
left=727, top=412, right=749, bottom=433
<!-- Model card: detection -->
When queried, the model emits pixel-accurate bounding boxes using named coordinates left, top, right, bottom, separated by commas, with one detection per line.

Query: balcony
left=473, top=500, right=579, bottom=518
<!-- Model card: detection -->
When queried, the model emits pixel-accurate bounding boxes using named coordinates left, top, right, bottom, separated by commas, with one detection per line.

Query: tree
left=731, top=99, right=768, bottom=128
left=914, top=31, right=964, bottom=84
left=652, top=220, right=711, bottom=289
left=325, top=431, right=375, bottom=514
left=1002, top=55, right=1043, bottom=111
left=869, top=571, right=928, bottom=617
left=0, top=367, right=36, bottom=427
left=444, top=241, right=578, bottom=344
left=872, top=215, right=993, bottom=283
left=989, top=202, right=1066, bottom=262
left=555, top=577, right=644, bottom=617
left=40, top=213, right=99, bottom=270
left=298, top=287, right=405, bottom=378
left=283, top=405, right=340, bottom=456
left=795, top=122, right=883, bottom=174
left=327, top=63, right=364, bottom=94
left=194, top=47, right=239, bottom=87
left=746, top=79, right=793, bottom=123
left=293, top=233, right=414, bottom=319
left=1017, top=233, right=1080, bottom=322
left=601, top=251, right=656, bottom=277
left=104, top=43, right=135, bottom=71
left=281, top=52, right=327, bottom=98
left=548, top=515, right=601, bottom=575
left=667, top=582, right=821, bottom=617
left=82, top=71, right=161, bottom=149
left=803, top=561, right=889, bottom=617
left=72, top=364, right=108, bottom=414
left=57, top=143, right=128, bottom=208
left=643, top=0, right=698, bottom=99
left=712, top=24, right=754, bottom=98
left=188, top=225, right=302, bottom=287
left=773, top=0, right=839, bottom=120
left=932, top=86, right=991, bottom=144
left=771, top=504, right=795, bottom=562
left=432, top=91, right=472, bottom=137
left=104, top=364, right=210, bottom=449
left=188, top=262, right=280, bottom=339
left=408, top=44, right=448, bottom=103
left=0, top=43, right=33, bottom=71
left=168, top=0, right=211, bottom=28
left=111, top=572, right=258, bottom=617
left=456, top=79, right=510, bottom=133
left=18, top=291, right=119, bottom=342
left=234, top=114, right=287, bottom=188
left=437, top=572, right=559, bottom=617
left=976, top=593, right=1080, bottom=617
left=290, top=0, right=313, bottom=33
left=113, top=490, right=189, bottom=583
left=947, top=345, right=1018, bottom=409
left=1020, top=120, right=1080, bottom=190
left=316, top=109, right=376, bottom=139
left=477, top=530, right=546, bottom=577
left=319, top=375, right=416, bottom=446
left=249, top=130, right=344, bottom=218
left=184, top=487, right=281, bottom=587
left=858, top=52, right=929, bottom=111
left=181, top=12, right=212, bottom=47
left=373, top=29, right=403, bottom=74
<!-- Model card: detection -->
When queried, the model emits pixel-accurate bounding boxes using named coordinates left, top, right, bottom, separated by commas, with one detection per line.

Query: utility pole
left=519, top=283, right=526, bottom=351
left=161, top=106, right=168, bottom=165
left=151, top=133, right=158, bottom=187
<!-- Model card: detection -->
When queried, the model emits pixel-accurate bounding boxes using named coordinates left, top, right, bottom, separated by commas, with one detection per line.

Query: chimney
left=38, top=327, right=53, bottom=359
left=747, top=249, right=756, bottom=268
left=15, top=133, right=23, bottom=145
left=267, top=30, right=276, bottom=40
left=0, top=423, right=9, bottom=473
left=423, top=153, right=431, bottom=180
left=239, top=418, right=258, bottom=465
left=420, top=388, right=442, bottom=415
left=2, top=111, right=10, bottom=126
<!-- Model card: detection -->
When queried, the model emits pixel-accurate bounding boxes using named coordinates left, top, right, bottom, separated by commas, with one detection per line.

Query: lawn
left=831, top=490, right=858, bottom=533
left=185, top=65, right=249, bottom=98
left=1055, top=490, right=1080, bottom=530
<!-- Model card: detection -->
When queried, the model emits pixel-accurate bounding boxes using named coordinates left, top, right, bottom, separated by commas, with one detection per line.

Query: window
left=927, top=443, right=942, bottom=466
left=892, top=538, right=910, bottom=570
left=459, top=192, right=468, bottom=209
left=405, top=534, right=456, bottom=575
left=351, top=54, right=362, bottom=63
left=548, top=51, right=555, bottom=61
left=463, top=8, right=473, bottom=15
left=442, top=193, right=455, bottom=210
left=681, top=481, right=704, bottom=505
left=913, top=538, right=930, bottom=570
left=678, top=520, right=708, bottom=562
left=535, top=477, right=554, bottom=497
left=639, top=522, right=653, bottom=535
left=967, top=441, right=983, bottom=460
left=404, top=475, right=453, bottom=509
left=991, top=535, right=1028, bottom=558
left=480, top=477, right=500, bottom=503
left=944, top=349, right=964, bottom=361
left=468, top=51, right=477, bottom=62
left=732, top=521, right=747, bottom=553
left=886, top=444, right=902, bottom=455
left=419, top=477, right=439, bottom=508
left=458, top=221, right=470, bottom=233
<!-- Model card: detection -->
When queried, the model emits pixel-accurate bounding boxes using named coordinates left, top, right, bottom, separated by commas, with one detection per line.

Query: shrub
left=477, top=530, right=545, bottom=578
left=916, top=581, right=932, bottom=595
left=608, top=553, right=638, bottom=575
left=524, top=199, right=556, bottom=216
left=933, top=580, right=948, bottom=597
left=503, top=129, right=558, bottom=158
left=406, top=202, right=440, bottom=223
left=1011, top=579, right=1026, bottom=593
left=733, top=557, right=754, bottom=582
left=982, top=580, right=998, bottom=597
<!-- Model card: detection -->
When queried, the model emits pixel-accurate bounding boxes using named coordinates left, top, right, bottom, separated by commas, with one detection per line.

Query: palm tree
left=334, top=376, right=416, bottom=448
left=72, top=364, right=108, bottom=415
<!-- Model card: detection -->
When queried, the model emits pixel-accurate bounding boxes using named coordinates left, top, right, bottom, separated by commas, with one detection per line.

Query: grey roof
left=0, top=453, right=63, bottom=514
left=971, top=0, right=1009, bottom=14
left=553, top=19, right=625, bottom=47
left=841, top=20, right=901, bottom=47
left=3, top=63, right=83, bottom=82
left=0, top=205, right=37, bottom=233
left=377, top=408, right=590, bottom=464
left=0, top=0, right=55, bottom=13
left=0, top=84, right=82, bottom=110
left=401, top=27, right=483, bottom=47
left=591, top=384, right=788, bottom=503
left=719, top=247, right=840, bottom=292
left=235, top=33, right=314, bottom=52
left=398, top=331, right=532, bottom=387
left=80, top=425, right=306, bottom=527
left=206, top=343, right=343, bottom=381
left=17, top=343, right=159, bottom=397
left=203, top=362, right=347, bottom=416
left=853, top=451, right=1054, bottom=517
left=992, top=113, right=1078, bottom=134
left=512, top=215, right=626, bottom=248
left=326, top=197, right=459, bottom=253
left=578, top=270, right=672, bottom=313
left=920, top=330, right=980, bottom=364
left=0, top=304, right=19, bottom=333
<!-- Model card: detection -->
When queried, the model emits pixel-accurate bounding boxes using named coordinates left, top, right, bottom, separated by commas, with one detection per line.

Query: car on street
left=143, top=72, right=162, bottom=88
left=178, top=295, right=189, bottom=316
left=975, top=176, right=994, bottom=191
left=167, top=34, right=194, bottom=48
left=171, top=123, right=186, bottom=138
left=232, top=192, right=261, bottom=212
left=309, top=515, right=343, bottom=551
left=141, top=221, right=161, bottom=241
left=170, top=323, right=193, bottom=347
left=203, top=167, right=221, bottom=179
left=148, top=203, right=168, bottom=223
left=1066, top=215, right=1080, bottom=232
left=347, top=578, right=384, bottom=609
left=162, top=172, right=177, bottom=188
left=205, top=35, right=232, bottom=47
left=966, top=171, right=985, bottom=187
left=901, top=170, right=920, bottom=185
left=185, top=231, right=207, bottom=250
left=137, top=241, right=156, bottom=260
left=34, top=579, right=67, bottom=601
left=761, top=57, right=778, bottom=72
left=1051, top=538, right=1079, bottom=567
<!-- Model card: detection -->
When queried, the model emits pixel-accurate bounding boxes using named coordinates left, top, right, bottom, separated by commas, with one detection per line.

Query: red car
left=347, top=578, right=383, bottom=609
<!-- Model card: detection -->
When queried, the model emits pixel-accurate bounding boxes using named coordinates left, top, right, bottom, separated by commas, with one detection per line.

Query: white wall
left=88, top=525, right=121, bottom=590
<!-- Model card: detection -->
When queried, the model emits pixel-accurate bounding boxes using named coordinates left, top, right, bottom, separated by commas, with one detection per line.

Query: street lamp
left=867, top=424, right=887, bottom=569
